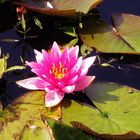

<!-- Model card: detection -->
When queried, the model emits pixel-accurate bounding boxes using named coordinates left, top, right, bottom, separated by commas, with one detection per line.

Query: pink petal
left=34, top=49, right=43, bottom=62
left=69, top=45, right=79, bottom=61
left=45, top=92, right=64, bottom=107
left=60, top=48, right=70, bottom=66
left=78, top=56, right=96, bottom=77
left=41, top=50, right=54, bottom=72
left=69, top=56, right=82, bottom=75
left=31, top=69, right=45, bottom=78
left=26, top=61, right=42, bottom=70
left=57, top=81, right=65, bottom=88
left=82, top=56, right=96, bottom=68
left=68, top=75, right=78, bottom=85
left=16, top=77, right=48, bottom=90
left=74, top=76, right=95, bottom=91
left=42, top=49, right=50, bottom=62
left=82, top=56, right=96, bottom=69
left=51, top=41, right=61, bottom=58
left=63, top=85, right=75, bottom=94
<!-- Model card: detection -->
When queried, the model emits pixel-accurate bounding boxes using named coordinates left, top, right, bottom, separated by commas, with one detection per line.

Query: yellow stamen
left=51, top=62, right=67, bottom=79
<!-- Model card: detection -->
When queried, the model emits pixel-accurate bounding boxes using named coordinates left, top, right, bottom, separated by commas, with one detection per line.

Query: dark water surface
left=98, top=0, right=140, bottom=23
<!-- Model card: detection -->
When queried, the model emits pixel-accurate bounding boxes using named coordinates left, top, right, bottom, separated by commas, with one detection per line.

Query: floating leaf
left=61, top=81, right=140, bottom=140
left=84, top=82, right=140, bottom=139
left=20, top=125, right=53, bottom=140
left=0, top=91, right=48, bottom=140
left=44, top=117, right=94, bottom=140
left=14, top=0, right=102, bottom=17
left=79, top=14, right=140, bottom=54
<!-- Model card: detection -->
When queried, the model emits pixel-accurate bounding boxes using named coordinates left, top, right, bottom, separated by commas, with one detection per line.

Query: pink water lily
left=16, top=42, right=96, bottom=107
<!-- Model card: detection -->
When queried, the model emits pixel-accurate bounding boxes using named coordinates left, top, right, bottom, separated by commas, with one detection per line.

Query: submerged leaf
left=5, top=65, right=26, bottom=73
left=0, top=58, right=6, bottom=79
left=0, top=55, right=8, bottom=79
left=64, top=27, right=77, bottom=37
left=33, top=16, right=43, bottom=29
left=64, top=38, right=78, bottom=47
left=21, top=14, right=26, bottom=31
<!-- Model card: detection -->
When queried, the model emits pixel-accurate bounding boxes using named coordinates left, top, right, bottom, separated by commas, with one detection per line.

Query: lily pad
left=79, top=14, right=140, bottom=54
left=20, top=125, right=53, bottom=140
left=0, top=91, right=48, bottom=140
left=15, top=0, right=102, bottom=17
left=44, top=117, right=94, bottom=140
left=61, top=81, right=140, bottom=139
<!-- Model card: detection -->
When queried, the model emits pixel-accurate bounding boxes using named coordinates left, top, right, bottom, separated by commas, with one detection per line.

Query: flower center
left=51, top=62, right=67, bottom=79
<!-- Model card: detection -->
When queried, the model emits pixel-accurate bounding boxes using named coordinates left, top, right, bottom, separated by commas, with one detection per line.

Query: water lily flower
left=16, top=42, right=96, bottom=107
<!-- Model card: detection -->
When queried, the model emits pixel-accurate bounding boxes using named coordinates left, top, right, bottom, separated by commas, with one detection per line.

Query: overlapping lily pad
left=46, top=118, right=94, bottom=140
left=61, top=82, right=140, bottom=139
left=79, top=14, right=140, bottom=54
left=15, top=0, right=102, bottom=16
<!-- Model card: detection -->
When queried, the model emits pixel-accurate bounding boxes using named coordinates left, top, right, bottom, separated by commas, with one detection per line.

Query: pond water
left=1, top=1, right=140, bottom=139
left=98, top=0, right=140, bottom=23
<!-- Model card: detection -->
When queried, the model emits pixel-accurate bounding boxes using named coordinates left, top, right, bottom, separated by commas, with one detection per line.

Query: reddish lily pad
left=61, top=82, right=140, bottom=139
left=14, top=0, right=102, bottom=17
left=79, top=14, right=140, bottom=54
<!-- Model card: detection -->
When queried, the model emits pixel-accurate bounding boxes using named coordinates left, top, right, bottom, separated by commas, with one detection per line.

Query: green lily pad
left=79, top=14, right=140, bottom=54
left=85, top=82, right=140, bottom=139
left=15, top=0, right=102, bottom=17
left=44, top=117, right=95, bottom=140
left=61, top=81, right=140, bottom=139
left=20, top=125, right=52, bottom=140
left=0, top=91, right=48, bottom=140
